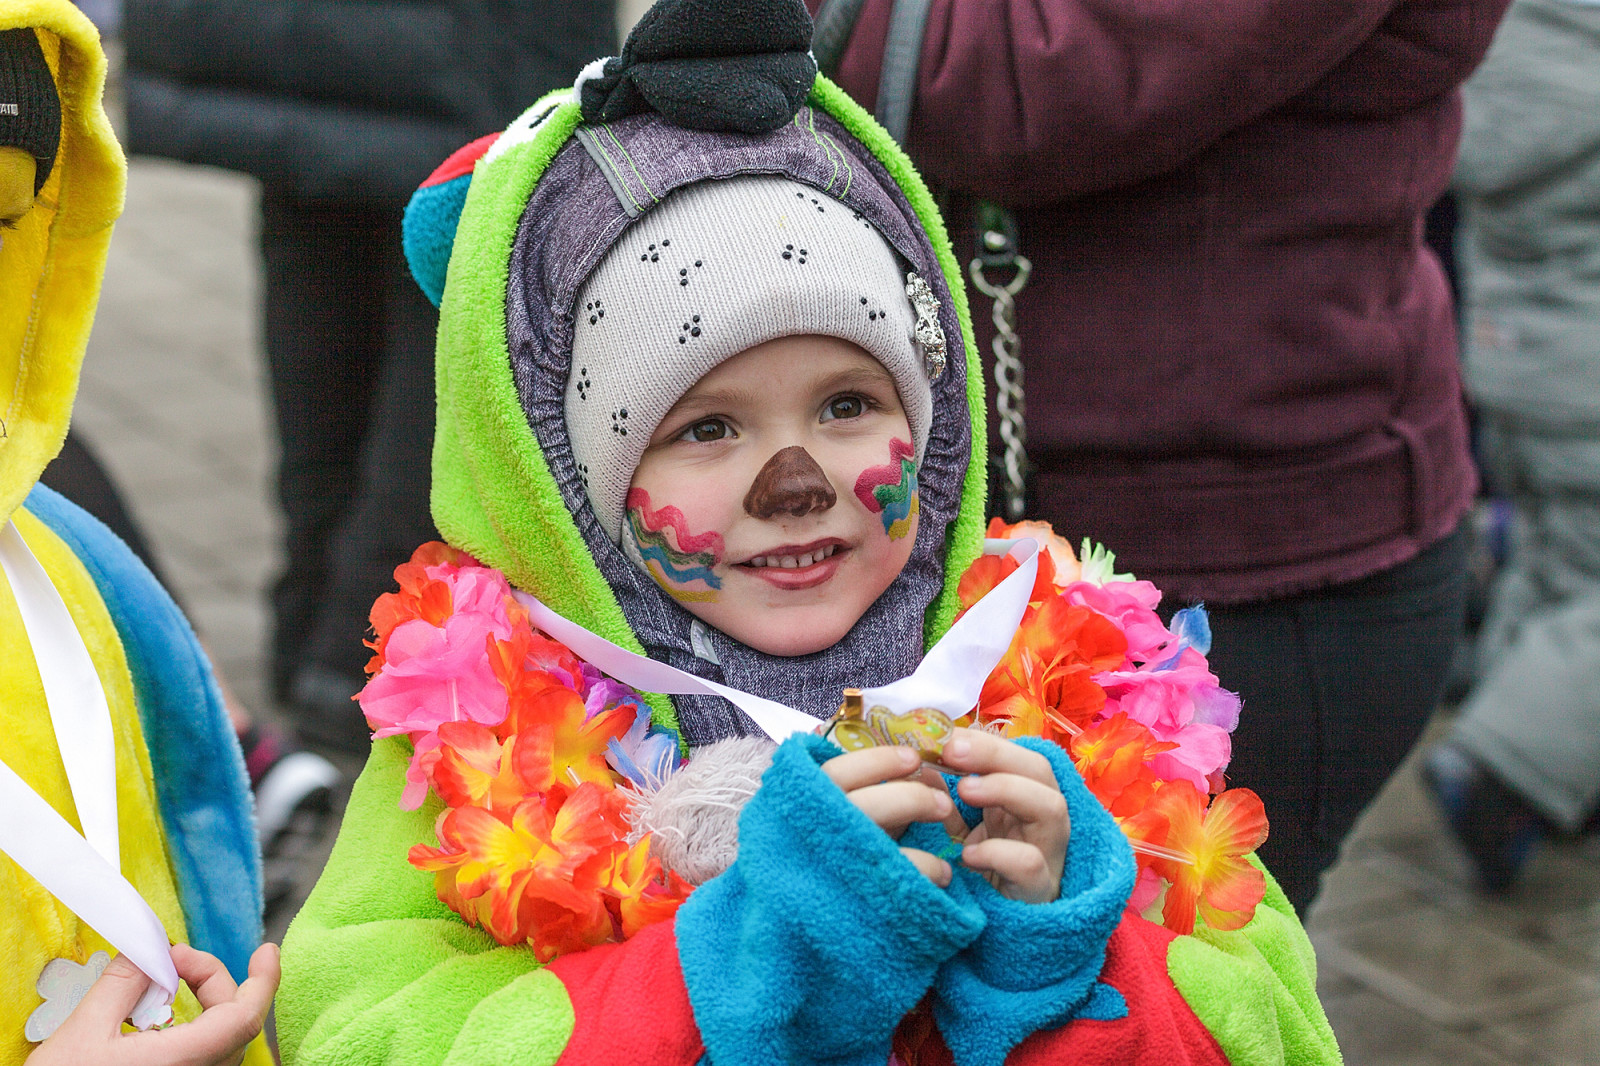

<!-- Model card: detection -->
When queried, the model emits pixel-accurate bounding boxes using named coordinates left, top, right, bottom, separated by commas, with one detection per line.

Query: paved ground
left=69, top=143, right=1600, bottom=1064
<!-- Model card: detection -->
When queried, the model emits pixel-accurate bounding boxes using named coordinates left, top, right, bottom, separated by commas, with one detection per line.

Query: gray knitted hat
left=567, top=174, right=938, bottom=543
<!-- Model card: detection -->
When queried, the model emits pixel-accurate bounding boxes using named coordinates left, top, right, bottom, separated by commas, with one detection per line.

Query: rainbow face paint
left=624, top=488, right=725, bottom=602
left=852, top=438, right=919, bottom=540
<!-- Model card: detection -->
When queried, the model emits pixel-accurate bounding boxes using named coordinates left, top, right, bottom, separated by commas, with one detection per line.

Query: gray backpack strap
left=873, top=0, right=932, bottom=143
left=812, top=0, right=868, bottom=77
left=812, top=0, right=931, bottom=145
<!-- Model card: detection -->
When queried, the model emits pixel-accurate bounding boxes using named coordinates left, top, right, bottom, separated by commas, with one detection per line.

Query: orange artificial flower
left=1130, top=780, right=1269, bottom=935
left=489, top=618, right=585, bottom=704
left=978, top=597, right=1127, bottom=743
left=366, top=542, right=473, bottom=671
left=956, top=548, right=1057, bottom=615
left=430, top=721, right=538, bottom=815
left=603, top=836, right=694, bottom=938
left=499, top=676, right=635, bottom=792
left=1069, top=712, right=1178, bottom=819
left=410, top=782, right=631, bottom=957
left=986, top=517, right=1082, bottom=585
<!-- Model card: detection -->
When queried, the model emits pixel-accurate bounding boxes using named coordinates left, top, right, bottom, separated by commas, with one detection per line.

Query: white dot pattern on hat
left=567, top=175, right=933, bottom=543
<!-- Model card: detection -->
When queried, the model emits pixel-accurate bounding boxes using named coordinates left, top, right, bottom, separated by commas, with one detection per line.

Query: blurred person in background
left=811, top=0, right=1509, bottom=913
left=1424, top=0, right=1600, bottom=892
left=119, top=0, right=615, bottom=753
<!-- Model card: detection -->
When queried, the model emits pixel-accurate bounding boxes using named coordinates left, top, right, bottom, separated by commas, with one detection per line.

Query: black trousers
left=1200, top=526, right=1469, bottom=914
left=260, top=192, right=439, bottom=699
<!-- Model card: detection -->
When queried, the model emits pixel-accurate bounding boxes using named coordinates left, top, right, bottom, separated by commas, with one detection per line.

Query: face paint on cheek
left=624, top=487, right=726, bottom=602
left=852, top=438, right=919, bottom=540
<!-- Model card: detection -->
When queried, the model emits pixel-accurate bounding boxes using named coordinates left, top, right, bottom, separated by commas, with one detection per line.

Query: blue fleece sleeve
left=926, top=736, right=1137, bottom=1066
left=23, top=484, right=263, bottom=983
left=674, top=733, right=986, bottom=1066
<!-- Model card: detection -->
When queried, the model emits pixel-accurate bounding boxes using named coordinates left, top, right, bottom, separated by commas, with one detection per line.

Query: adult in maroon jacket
left=812, top=0, right=1510, bottom=911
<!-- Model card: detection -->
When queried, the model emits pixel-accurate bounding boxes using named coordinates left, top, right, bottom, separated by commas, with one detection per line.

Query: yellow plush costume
left=0, top=4, right=268, bottom=1062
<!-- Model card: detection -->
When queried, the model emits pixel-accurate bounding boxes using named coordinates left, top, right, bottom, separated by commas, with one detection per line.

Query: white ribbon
left=0, top=520, right=178, bottom=1027
left=513, top=537, right=1040, bottom=740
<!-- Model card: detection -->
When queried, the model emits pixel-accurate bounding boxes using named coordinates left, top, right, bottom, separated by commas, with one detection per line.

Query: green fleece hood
left=423, top=76, right=986, bottom=735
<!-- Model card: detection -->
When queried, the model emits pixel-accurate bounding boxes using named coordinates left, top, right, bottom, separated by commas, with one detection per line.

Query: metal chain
left=970, top=246, right=1032, bottom=521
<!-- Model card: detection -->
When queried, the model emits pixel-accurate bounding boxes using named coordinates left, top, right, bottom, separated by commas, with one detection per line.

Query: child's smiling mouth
left=736, top=538, right=849, bottom=589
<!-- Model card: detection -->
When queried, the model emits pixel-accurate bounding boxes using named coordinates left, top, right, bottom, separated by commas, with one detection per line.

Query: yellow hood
left=0, top=0, right=123, bottom=525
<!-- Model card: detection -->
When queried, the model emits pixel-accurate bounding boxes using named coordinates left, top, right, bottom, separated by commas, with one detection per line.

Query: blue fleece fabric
left=402, top=172, right=472, bottom=308
left=676, top=733, right=986, bottom=1066
left=25, top=484, right=263, bottom=983
left=925, top=736, right=1135, bottom=1066
left=677, top=732, right=1135, bottom=1066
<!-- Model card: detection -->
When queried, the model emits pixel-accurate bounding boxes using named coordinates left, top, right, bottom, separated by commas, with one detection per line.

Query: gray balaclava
left=505, top=105, right=972, bottom=748
left=566, top=172, right=937, bottom=546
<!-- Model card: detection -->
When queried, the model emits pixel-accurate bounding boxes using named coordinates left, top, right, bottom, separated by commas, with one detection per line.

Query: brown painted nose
left=744, top=446, right=838, bottom=519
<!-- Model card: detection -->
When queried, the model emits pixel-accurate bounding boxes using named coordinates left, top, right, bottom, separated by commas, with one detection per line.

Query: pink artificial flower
left=436, top=565, right=516, bottom=629
left=1061, top=579, right=1172, bottom=667
left=360, top=611, right=515, bottom=808
left=1097, top=647, right=1238, bottom=786
left=1148, top=725, right=1233, bottom=791
left=1128, top=865, right=1165, bottom=914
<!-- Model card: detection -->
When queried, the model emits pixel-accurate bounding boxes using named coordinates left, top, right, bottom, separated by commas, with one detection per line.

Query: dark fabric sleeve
left=121, top=0, right=615, bottom=195
left=811, top=0, right=1511, bottom=202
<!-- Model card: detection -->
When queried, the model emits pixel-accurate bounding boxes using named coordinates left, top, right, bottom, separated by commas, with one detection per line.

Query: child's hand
left=27, top=942, right=279, bottom=1066
left=822, top=745, right=957, bottom=887
left=941, top=729, right=1070, bottom=904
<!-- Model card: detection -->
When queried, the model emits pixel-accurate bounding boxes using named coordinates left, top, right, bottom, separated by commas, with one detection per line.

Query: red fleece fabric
left=420, top=132, right=500, bottom=188
left=550, top=913, right=1230, bottom=1066
left=896, top=915, right=1232, bottom=1066
left=548, top=919, right=704, bottom=1065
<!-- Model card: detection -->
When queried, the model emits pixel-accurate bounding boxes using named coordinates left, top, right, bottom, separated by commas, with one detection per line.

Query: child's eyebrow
left=816, top=365, right=898, bottom=393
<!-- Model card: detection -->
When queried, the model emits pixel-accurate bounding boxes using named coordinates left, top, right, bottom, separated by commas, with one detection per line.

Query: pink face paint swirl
left=853, top=438, right=919, bottom=540
left=624, top=488, right=726, bottom=601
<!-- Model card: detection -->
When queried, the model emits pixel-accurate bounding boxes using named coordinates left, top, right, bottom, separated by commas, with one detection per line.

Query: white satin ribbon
left=512, top=537, right=1040, bottom=741
left=0, top=520, right=178, bottom=1027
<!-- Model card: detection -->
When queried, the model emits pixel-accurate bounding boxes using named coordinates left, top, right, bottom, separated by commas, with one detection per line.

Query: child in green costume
left=277, top=2, right=1343, bottom=1064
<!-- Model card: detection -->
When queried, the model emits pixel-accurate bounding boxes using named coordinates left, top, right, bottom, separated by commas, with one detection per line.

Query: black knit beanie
left=0, top=28, right=62, bottom=194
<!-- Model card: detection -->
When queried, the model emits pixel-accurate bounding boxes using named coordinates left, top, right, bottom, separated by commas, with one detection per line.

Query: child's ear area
left=0, top=147, right=38, bottom=228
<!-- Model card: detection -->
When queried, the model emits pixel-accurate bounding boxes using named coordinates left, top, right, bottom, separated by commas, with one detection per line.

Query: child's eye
left=679, top=418, right=732, bottom=443
left=821, top=395, right=866, bottom=422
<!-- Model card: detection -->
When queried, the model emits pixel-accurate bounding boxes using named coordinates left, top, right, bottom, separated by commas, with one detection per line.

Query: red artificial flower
left=489, top=615, right=585, bottom=702
left=410, top=782, right=632, bottom=959
left=1068, top=712, right=1178, bottom=819
left=977, top=597, right=1127, bottom=744
left=603, top=836, right=694, bottom=938
left=500, top=675, right=636, bottom=793
left=366, top=542, right=475, bottom=671
left=1125, top=780, right=1269, bottom=935
left=430, top=721, right=539, bottom=815
left=957, top=547, right=1057, bottom=614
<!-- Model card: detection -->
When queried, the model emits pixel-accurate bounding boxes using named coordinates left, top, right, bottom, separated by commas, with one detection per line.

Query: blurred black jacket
left=124, top=0, right=615, bottom=203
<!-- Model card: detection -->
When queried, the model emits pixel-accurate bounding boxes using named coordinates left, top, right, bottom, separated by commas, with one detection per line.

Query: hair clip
left=905, top=273, right=947, bottom=380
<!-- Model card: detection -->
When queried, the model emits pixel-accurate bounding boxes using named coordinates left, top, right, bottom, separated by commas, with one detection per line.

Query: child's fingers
left=917, top=764, right=972, bottom=840
left=900, top=847, right=953, bottom=887
left=821, top=745, right=922, bottom=792
left=55, top=953, right=154, bottom=1040
left=170, top=944, right=238, bottom=1011
left=847, top=779, right=954, bottom=836
left=962, top=837, right=1059, bottom=903
left=234, top=943, right=282, bottom=1022
left=939, top=729, right=1055, bottom=786
left=958, top=772, right=1070, bottom=838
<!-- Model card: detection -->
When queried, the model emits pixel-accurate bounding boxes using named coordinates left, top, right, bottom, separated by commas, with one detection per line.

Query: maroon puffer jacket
left=812, top=0, right=1508, bottom=602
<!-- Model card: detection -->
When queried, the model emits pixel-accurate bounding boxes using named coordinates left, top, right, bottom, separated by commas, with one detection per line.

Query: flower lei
left=360, top=526, right=1267, bottom=962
